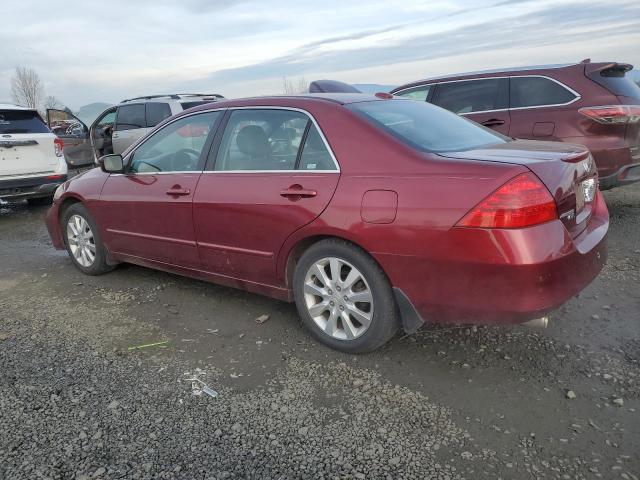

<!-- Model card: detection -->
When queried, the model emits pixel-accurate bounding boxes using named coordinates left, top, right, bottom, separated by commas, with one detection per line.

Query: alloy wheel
left=303, top=257, right=374, bottom=340
left=66, top=214, right=96, bottom=267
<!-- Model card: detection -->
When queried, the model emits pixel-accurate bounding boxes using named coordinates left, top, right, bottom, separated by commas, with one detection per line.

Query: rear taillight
left=456, top=172, right=557, bottom=229
left=54, top=137, right=64, bottom=157
left=578, top=105, right=640, bottom=124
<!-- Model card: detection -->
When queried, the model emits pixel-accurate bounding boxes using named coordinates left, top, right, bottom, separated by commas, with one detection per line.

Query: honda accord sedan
left=45, top=93, right=608, bottom=352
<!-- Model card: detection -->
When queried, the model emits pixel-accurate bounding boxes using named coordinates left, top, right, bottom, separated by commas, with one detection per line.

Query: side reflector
left=457, top=172, right=558, bottom=229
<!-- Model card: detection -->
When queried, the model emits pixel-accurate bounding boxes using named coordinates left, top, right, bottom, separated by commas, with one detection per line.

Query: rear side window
left=115, top=104, right=146, bottom=131
left=181, top=101, right=211, bottom=110
left=299, top=125, right=335, bottom=171
left=394, top=85, right=432, bottom=101
left=349, top=99, right=508, bottom=153
left=432, top=78, right=508, bottom=114
left=214, top=109, right=310, bottom=171
left=146, top=102, right=172, bottom=128
left=510, top=77, right=577, bottom=108
left=0, top=110, right=50, bottom=134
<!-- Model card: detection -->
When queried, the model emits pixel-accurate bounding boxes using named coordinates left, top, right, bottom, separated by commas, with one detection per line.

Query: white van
left=0, top=104, right=68, bottom=205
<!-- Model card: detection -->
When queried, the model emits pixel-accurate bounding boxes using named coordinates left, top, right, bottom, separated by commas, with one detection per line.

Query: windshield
left=0, top=110, right=50, bottom=134
left=348, top=99, right=508, bottom=153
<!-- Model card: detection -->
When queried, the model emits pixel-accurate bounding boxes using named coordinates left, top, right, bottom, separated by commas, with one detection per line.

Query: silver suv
left=45, top=93, right=224, bottom=166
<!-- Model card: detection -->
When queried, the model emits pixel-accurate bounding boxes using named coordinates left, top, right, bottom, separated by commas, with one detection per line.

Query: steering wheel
left=171, top=148, right=200, bottom=171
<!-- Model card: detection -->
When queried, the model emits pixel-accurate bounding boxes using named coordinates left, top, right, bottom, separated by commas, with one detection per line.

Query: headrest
left=237, top=125, right=270, bottom=157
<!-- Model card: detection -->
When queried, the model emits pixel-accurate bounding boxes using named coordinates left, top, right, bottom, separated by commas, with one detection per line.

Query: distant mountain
left=76, top=102, right=112, bottom=125
left=352, top=84, right=397, bottom=94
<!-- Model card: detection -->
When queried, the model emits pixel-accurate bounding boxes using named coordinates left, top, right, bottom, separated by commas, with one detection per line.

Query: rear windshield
left=589, top=67, right=640, bottom=100
left=348, top=99, right=508, bottom=153
left=0, top=110, right=50, bottom=134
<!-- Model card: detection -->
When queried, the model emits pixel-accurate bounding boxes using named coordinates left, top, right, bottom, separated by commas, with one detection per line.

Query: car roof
left=392, top=63, right=579, bottom=91
left=0, top=103, right=37, bottom=111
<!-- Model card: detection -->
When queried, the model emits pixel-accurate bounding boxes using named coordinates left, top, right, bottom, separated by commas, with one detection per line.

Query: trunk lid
left=0, top=133, right=59, bottom=177
left=0, top=109, right=58, bottom=177
left=584, top=62, right=640, bottom=163
left=440, top=139, right=598, bottom=238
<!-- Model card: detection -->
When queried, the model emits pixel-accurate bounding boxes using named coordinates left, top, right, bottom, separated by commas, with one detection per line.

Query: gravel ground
left=0, top=183, right=639, bottom=479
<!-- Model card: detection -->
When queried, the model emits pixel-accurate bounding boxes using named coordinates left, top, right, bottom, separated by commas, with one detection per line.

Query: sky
left=1, top=0, right=639, bottom=110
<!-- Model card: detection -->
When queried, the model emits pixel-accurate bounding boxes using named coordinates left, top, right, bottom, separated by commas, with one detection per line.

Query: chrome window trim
left=394, top=75, right=581, bottom=114
left=120, top=105, right=340, bottom=176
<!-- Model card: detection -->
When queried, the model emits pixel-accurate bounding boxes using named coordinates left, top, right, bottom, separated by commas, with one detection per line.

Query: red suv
left=391, top=60, right=640, bottom=189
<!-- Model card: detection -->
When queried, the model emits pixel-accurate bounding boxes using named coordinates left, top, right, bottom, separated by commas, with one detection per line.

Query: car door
left=431, top=78, right=511, bottom=135
left=89, top=107, right=117, bottom=160
left=193, top=108, right=340, bottom=286
left=96, top=110, right=223, bottom=268
left=46, top=109, right=94, bottom=167
left=111, top=103, right=146, bottom=154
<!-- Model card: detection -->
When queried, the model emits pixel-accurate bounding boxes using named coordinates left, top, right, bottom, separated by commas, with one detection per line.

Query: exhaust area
left=522, top=316, right=549, bottom=328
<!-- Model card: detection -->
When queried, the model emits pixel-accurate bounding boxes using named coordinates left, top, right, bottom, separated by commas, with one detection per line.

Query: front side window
left=510, top=76, right=577, bottom=108
left=146, top=102, right=172, bottom=128
left=115, top=104, right=145, bottom=131
left=433, top=78, right=508, bottom=114
left=394, top=85, right=432, bottom=101
left=129, top=111, right=221, bottom=173
left=349, top=99, right=508, bottom=153
left=214, top=109, right=309, bottom=171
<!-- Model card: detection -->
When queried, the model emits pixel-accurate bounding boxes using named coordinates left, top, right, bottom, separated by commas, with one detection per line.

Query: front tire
left=61, top=203, right=113, bottom=275
left=293, top=239, right=399, bottom=353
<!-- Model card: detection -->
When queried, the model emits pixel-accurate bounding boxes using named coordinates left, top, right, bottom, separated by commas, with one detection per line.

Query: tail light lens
left=457, top=172, right=557, bottom=229
left=54, top=137, right=64, bottom=157
left=578, top=105, right=640, bottom=124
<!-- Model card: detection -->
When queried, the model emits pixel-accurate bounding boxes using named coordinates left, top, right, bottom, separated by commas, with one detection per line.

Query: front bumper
left=45, top=201, right=65, bottom=250
left=378, top=191, right=609, bottom=326
left=0, top=174, right=67, bottom=201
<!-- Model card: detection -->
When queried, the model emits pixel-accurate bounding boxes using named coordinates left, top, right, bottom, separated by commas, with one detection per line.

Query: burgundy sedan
left=46, top=94, right=608, bottom=352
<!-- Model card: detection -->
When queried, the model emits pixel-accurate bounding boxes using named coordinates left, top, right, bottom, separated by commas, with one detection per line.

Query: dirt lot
left=1, top=183, right=639, bottom=480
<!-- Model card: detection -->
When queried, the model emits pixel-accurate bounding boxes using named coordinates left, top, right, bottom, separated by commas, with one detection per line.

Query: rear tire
left=293, top=239, right=399, bottom=353
left=27, top=196, right=53, bottom=206
left=61, top=203, right=114, bottom=275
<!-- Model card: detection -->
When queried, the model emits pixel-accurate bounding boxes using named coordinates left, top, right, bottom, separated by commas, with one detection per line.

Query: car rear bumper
left=0, top=174, right=67, bottom=201
left=377, top=191, right=609, bottom=326
left=598, top=161, right=640, bottom=189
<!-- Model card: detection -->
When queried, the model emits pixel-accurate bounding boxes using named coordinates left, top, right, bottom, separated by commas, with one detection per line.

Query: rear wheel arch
left=284, top=234, right=389, bottom=289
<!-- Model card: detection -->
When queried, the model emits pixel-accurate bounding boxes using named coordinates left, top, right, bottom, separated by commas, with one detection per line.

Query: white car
left=0, top=104, right=68, bottom=205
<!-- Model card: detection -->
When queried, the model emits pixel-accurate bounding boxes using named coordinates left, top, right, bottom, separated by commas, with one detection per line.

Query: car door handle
left=481, top=119, right=505, bottom=127
left=280, top=186, right=317, bottom=198
left=166, top=187, right=191, bottom=196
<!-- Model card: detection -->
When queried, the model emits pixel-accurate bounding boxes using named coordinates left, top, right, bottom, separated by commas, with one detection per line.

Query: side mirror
left=99, top=154, right=124, bottom=173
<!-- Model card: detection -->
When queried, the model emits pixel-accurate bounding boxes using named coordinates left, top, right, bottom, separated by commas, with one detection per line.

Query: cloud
left=1, top=0, right=639, bottom=108
left=188, top=1, right=640, bottom=90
